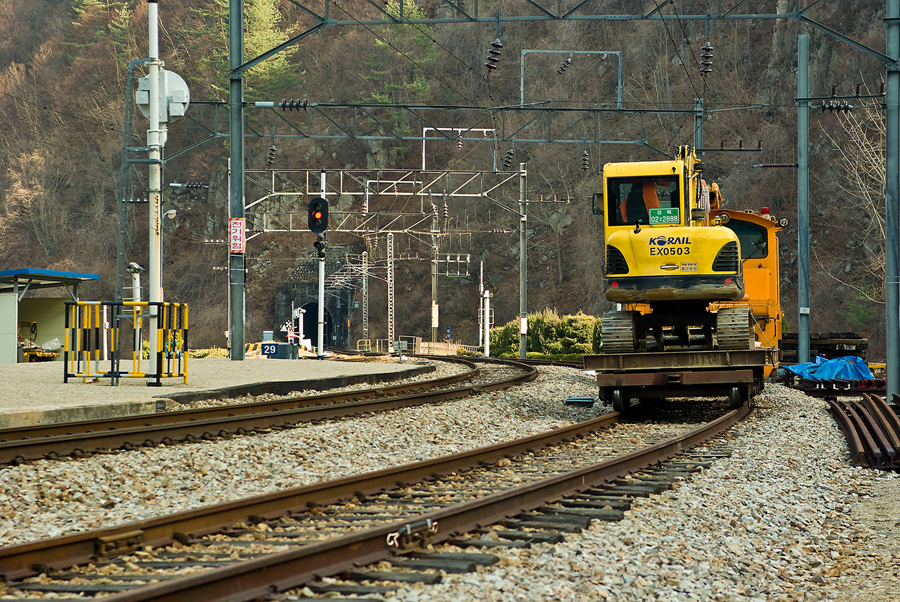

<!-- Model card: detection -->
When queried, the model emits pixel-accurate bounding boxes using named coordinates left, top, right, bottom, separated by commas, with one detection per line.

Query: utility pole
left=228, top=0, right=245, bottom=360
left=797, top=34, right=811, bottom=364
left=146, top=0, right=162, bottom=367
left=886, top=0, right=900, bottom=398
left=317, top=171, right=327, bottom=360
left=518, top=163, right=528, bottom=359
left=431, top=198, right=439, bottom=343
left=693, top=98, right=703, bottom=155
left=362, top=251, right=369, bottom=343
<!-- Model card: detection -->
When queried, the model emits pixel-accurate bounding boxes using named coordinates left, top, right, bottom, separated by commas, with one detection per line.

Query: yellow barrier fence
left=64, top=301, right=188, bottom=386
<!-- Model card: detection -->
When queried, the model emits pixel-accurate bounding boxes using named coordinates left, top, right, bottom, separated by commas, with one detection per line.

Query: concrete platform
left=0, top=357, right=424, bottom=429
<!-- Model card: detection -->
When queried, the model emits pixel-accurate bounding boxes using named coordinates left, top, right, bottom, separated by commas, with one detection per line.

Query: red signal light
left=307, top=198, right=329, bottom=234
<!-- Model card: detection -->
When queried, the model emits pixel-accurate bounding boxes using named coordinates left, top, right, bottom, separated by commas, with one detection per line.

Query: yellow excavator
left=595, top=146, right=783, bottom=356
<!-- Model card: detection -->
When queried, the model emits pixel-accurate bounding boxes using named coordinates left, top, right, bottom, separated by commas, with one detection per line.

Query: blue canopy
left=0, top=268, right=98, bottom=299
left=784, top=356, right=874, bottom=381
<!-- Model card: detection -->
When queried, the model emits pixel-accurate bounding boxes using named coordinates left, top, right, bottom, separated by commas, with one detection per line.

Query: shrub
left=489, top=310, right=601, bottom=359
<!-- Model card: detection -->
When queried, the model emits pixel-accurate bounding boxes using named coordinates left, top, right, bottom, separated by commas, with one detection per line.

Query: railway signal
left=308, top=197, right=329, bottom=234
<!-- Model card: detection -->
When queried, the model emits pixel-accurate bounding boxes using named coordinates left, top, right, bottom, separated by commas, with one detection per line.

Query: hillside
left=0, top=1, right=890, bottom=357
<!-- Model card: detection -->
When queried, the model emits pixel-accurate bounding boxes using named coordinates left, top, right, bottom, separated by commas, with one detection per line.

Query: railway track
left=0, top=357, right=534, bottom=466
left=826, top=392, right=900, bottom=469
left=0, top=394, right=750, bottom=600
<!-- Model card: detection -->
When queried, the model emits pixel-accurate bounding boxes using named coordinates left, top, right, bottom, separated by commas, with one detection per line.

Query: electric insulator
left=265, top=145, right=277, bottom=168
left=822, top=101, right=854, bottom=113
left=458, top=137, right=463, bottom=150
left=185, top=182, right=206, bottom=190
left=484, top=38, right=502, bottom=70
left=557, top=57, right=572, bottom=75
left=503, top=147, right=515, bottom=170
left=432, top=203, right=439, bottom=218
left=279, top=98, right=308, bottom=111
left=700, top=42, right=713, bottom=75
left=581, top=149, right=589, bottom=171
left=443, top=202, right=449, bottom=220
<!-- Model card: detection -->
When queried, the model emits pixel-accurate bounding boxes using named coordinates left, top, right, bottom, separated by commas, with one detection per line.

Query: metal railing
left=64, top=301, right=188, bottom=386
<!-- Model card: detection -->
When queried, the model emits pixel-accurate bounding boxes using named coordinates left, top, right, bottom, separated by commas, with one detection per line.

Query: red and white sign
left=229, top=218, right=245, bottom=253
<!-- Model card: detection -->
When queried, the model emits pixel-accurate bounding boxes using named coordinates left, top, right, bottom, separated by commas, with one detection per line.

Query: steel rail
left=827, top=398, right=868, bottom=466
left=0, top=359, right=538, bottom=579
left=100, top=404, right=749, bottom=602
left=0, top=401, right=749, bottom=599
left=0, top=358, right=532, bottom=465
left=826, top=395, right=900, bottom=469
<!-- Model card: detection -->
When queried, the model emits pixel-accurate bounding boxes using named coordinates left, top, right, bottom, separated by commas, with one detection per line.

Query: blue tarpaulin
left=784, top=356, right=873, bottom=381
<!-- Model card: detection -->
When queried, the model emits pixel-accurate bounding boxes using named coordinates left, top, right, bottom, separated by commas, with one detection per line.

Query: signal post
left=308, top=184, right=329, bottom=360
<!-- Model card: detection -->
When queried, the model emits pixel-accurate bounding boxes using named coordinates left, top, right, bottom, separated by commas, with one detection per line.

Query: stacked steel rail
left=826, top=393, right=900, bottom=469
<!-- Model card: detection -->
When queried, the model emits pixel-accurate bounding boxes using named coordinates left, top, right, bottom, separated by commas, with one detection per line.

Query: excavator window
left=726, top=220, right=768, bottom=259
left=607, top=177, right=680, bottom=226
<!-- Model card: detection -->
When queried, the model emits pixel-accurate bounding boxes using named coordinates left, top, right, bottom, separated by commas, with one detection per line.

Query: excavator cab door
left=592, top=193, right=604, bottom=216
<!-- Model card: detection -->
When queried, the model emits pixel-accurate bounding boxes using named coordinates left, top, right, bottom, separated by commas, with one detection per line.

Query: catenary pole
left=798, top=34, right=810, bottom=364
left=147, top=0, right=161, bottom=367
left=229, top=0, right=245, bottom=360
left=886, top=1, right=900, bottom=398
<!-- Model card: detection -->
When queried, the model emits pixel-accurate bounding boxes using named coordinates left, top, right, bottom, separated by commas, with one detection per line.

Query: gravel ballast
left=0, top=365, right=895, bottom=600
left=384, top=385, right=894, bottom=602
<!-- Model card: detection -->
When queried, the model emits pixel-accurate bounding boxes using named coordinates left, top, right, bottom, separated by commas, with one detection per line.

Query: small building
left=0, top=268, right=99, bottom=364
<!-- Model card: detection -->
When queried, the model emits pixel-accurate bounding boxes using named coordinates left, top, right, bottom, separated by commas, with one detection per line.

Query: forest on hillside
left=0, top=1, right=892, bottom=357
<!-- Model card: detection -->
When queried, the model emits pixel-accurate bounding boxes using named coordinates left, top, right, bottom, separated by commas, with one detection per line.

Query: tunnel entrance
left=301, top=303, right=333, bottom=349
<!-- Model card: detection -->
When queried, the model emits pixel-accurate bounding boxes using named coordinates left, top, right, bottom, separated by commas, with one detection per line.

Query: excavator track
left=601, top=311, right=638, bottom=353
left=715, top=307, right=754, bottom=350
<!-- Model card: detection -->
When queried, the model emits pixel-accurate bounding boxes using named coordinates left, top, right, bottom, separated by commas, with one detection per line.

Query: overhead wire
left=328, top=0, right=482, bottom=107
left=649, top=0, right=705, bottom=149
left=327, top=0, right=507, bottom=184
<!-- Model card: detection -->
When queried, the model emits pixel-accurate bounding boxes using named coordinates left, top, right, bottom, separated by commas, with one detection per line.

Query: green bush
left=489, top=309, right=602, bottom=359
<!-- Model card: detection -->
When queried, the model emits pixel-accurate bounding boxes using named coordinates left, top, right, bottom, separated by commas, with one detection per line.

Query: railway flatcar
left=584, top=146, right=785, bottom=411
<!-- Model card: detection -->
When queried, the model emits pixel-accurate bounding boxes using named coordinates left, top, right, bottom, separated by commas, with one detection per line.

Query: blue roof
left=0, top=268, right=99, bottom=295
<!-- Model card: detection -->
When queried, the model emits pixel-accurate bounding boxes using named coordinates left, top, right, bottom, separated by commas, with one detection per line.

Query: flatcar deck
left=583, top=348, right=778, bottom=372
left=583, top=348, right=778, bottom=412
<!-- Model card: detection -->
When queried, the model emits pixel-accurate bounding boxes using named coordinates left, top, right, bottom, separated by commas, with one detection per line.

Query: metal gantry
left=243, top=168, right=521, bottom=347
left=243, top=168, right=522, bottom=240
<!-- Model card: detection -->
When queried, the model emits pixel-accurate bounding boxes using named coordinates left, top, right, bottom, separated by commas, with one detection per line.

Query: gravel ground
left=0, top=365, right=600, bottom=547
left=0, top=368, right=894, bottom=601
left=381, top=385, right=893, bottom=602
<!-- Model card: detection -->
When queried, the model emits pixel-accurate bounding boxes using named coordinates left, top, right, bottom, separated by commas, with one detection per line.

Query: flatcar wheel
left=611, top=388, right=630, bottom=413
left=728, top=386, right=743, bottom=409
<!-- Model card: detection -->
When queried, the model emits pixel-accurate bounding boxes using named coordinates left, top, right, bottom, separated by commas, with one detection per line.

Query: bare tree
left=819, top=83, right=885, bottom=304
